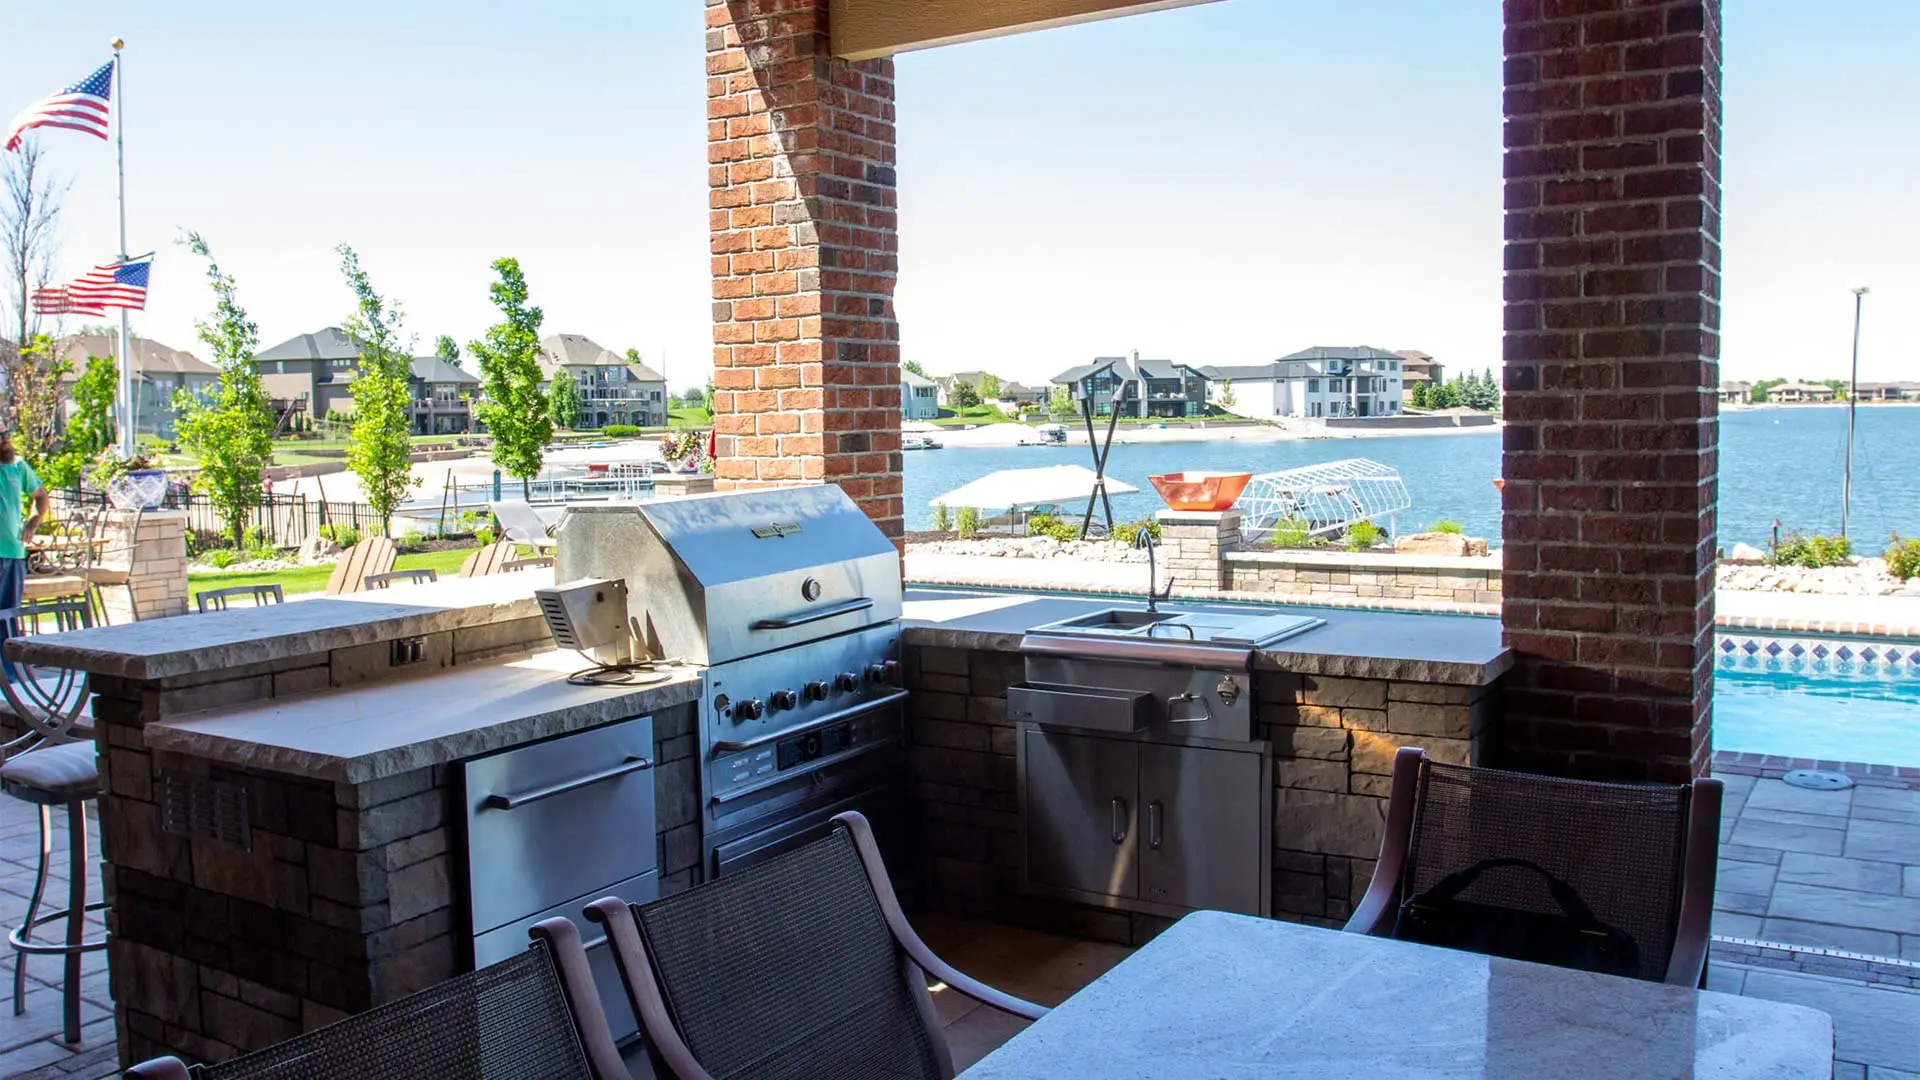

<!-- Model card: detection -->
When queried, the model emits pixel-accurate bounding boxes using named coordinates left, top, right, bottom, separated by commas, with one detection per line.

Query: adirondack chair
left=324, top=536, right=398, bottom=596
left=492, top=500, right=559, bottom=551
left=457, top=541, right=516, bottom=578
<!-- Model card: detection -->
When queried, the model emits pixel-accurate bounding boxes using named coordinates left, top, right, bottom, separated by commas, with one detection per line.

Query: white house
left=902, top=369, right=940, bottom=419
left=1203, top=346, right=1404, bottom=420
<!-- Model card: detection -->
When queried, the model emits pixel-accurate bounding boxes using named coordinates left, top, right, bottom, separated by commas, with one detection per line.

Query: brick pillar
left=706, top=0, right=904, bottom=541
left=1498, top=0, right=1721, bottom=782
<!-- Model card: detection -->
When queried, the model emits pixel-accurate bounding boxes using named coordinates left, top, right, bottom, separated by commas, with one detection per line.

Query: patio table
left=957, top=910, right=1832, bottom=1080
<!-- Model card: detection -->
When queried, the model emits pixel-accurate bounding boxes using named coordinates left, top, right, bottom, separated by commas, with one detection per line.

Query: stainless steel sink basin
left=1043, top=608, right=1181, bottom=633
left=1027, top=606, right=1325, bottom=650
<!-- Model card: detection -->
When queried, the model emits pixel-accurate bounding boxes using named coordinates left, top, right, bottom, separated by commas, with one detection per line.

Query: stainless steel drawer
left=1008, top=682, right=1153, bottom=733
left=462, top=715, right=657, bottom=937
left=473, top=869, right=658, bottom=1046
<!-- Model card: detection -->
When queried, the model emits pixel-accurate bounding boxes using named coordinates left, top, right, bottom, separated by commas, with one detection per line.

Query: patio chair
left=125, top=919, right=632, bottom=1080
left=366, top=568, right=439, bottom=590
left=587, top=810, right=1045, bottom=1080
left=504, top=555, right=555, bottom=572
left=1345, top=747, right=1722, bottom=987
left=196, top=584, right=285, bottom=613
left=78, top=507, right=140, bottom=624
left=493, top=499, right=559, bottom=552
left=323, top=536, right=398, bottom=596
left=457, top=540, right=516, bottom=578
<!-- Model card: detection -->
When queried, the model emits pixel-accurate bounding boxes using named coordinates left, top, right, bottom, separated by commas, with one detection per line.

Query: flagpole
left=112, top=37, right=134, bottom=457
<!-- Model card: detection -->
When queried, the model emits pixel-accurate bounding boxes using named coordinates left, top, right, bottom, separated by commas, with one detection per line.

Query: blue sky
left=4, top=1, right=1914, bottom=389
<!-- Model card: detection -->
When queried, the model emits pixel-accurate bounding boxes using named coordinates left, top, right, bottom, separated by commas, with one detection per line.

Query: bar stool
left=0, top=599, right=106, bottom=1045
left=2, top=743, right=106, bottom=1043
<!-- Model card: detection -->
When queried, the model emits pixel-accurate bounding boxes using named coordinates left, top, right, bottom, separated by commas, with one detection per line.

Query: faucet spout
left=1135, top=529, right=1172, bottom=613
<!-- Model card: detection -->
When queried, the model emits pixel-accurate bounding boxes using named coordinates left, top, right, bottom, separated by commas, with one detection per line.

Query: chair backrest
left=366, top=567, right=438, bottom=590
left=1401, top=758, right=1694, bottom=983
left=324, top=536, right=398, bottom=595
left=611, top=826, right=945, bottom=1080
left=124, top=936, right=624, bottom=1080
left=458, top=541, right=516, bottom=578
left=93, top=507, right=142, bottom=572
left=196, top=584, right=286, bottom=613
left=493, top=500, right=555, bottom=546
left=0, top=600, right=95, bottom=748
left=503, top=556, right=555, bottom=573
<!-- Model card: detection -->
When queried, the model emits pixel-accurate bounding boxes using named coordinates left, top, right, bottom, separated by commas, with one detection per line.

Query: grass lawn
left=187, top=547, right=481, bottom=603
left=669, top=403, right=713, bottom=428
left=930, top=405, right=1019, bottom=426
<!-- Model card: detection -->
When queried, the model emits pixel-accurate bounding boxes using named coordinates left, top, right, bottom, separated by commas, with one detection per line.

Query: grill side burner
left=553, top=487, right=909, bottom=881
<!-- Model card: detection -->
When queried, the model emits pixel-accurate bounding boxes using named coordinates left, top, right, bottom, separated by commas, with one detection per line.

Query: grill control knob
left=801, top=577, right=823, bottom=602
left=735, top=698, right=765, bottom=720
left=804, top=681, right=829, bottom=702
left=769, top=689, right=799, bottom=711
left=834, top=672, right=861, bottom=693
left=866, top=662, right=899, bottom=685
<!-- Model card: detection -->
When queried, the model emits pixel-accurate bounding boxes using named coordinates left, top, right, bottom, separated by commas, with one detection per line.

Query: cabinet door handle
left=483, top=756, right=652, bottom=810
left=1110, top=797, right=1128, bottom=845
left=1147, top=800, right=1163, bottom=849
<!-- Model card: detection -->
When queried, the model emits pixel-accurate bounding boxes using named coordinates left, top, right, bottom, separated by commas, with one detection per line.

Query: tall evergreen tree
left=337, top=245, right=418, bottom=534
left=469, top=258, right=552, bottom=497
left=175, top=234, right=275, bottom=548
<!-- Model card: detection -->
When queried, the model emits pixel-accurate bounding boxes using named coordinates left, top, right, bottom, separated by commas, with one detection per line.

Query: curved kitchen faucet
left=1135, top=529, right=1175, bottom=613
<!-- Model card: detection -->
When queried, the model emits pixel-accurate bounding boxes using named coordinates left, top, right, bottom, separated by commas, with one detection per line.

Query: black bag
left=1393, top=856, right=1641, bottom=978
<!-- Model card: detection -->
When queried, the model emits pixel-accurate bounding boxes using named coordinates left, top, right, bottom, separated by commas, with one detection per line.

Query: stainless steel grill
left=556, top=487, right=907, bottom=880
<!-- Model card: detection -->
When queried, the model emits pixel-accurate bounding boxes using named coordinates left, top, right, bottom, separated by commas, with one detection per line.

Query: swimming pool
left=1714, top=653, right=1920, bottom=769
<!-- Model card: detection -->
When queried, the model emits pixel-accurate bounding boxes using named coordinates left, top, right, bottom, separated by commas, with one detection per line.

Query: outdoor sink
left=1027, top=606, right=1327, bottom=651
left=1043, top=608, right=1181, bottom=633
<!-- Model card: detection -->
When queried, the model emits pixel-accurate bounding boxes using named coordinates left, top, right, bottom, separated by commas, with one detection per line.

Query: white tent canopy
left=929, top=465, right=1139, bottom=511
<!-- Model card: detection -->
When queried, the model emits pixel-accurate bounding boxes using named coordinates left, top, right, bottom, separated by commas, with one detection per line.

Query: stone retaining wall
left=902, top=641, right=1494, bottom=943
left=1225, top=550, right=1502, bottom=606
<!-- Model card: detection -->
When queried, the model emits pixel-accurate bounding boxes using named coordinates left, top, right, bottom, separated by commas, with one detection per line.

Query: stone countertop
left=903, top=588, right=1510, bottom=685
left=142, top=651, right=703, bottom=783
left=3, top=572, right=545, bottom=681
left=958, top=910, right=1831, bottom=1080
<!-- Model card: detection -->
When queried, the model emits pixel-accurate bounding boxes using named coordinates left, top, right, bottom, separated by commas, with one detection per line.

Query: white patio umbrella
left=929, top=465, right=1138, bottom=513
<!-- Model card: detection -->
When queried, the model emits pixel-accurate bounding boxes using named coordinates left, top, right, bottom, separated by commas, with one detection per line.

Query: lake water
left=904, top=405, right=1920, bottom=550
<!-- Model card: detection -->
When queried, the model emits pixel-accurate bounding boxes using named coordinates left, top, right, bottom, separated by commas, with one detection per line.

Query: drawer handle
left=1110, top=797, right=1128, bottom=845
left=1148, top=800, right=1163, bottom=849
left=483, top=756, right=652, bottom=811
left=1168, top=692, right=1211, bottom=724
left=751, top=597, right=873, bottom=630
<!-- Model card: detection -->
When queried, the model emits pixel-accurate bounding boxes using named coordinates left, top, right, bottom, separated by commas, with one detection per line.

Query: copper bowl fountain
left=1148, top=471, right=1254, bottom=512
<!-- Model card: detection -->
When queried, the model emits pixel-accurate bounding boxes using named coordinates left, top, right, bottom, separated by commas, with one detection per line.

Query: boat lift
left=1237, top=459, right=1412, bottom=544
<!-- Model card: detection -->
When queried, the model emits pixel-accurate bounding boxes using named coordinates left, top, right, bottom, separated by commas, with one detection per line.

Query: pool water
left=1714, top=666, right=1920, bottom=768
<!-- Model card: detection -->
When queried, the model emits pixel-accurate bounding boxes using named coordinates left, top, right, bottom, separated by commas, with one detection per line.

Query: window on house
left=1307, top=378, right=1320, bottom=393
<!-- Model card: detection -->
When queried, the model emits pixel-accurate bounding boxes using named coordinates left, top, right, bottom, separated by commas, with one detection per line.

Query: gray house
left=1051, top=350, right=1208, bottom=418
left=538, top=334, right=668, bottom=428
left=54, top=333, right=218, bottom=440
left=255, top=326, right=482, bottom=434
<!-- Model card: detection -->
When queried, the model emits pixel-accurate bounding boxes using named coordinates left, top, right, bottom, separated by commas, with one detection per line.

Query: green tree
left=1410, top=381, right=1430, bottom=408
left=948, top=381, right=981, bottom=410
left=1048, top=385, right=1074, bottom=416
left=43, top=353, right=117, bottom=489
left=679, top=386, right=705, bottom=404
left=469, top=258, right=552, bottom=496
left=1428, top=380, right=1461, bottom=409
left=976, top=373, right=1002, bottom=401
left=1217, top=378, right=1237, bottom=411
left=548, top=369, right=582, bottom=429
left=336, top=245, right=418, bottom=534
left=1750, top=378, right=1786, bottom=403
left=903, top=359, right=927, bottom=377
left=174, top=233, right=275, bottom=548
left=434, top=334, right=461, bottom=367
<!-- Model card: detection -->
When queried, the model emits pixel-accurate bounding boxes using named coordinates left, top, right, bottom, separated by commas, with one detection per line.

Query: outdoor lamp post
left=1842, top=286, right=1869, bottom=539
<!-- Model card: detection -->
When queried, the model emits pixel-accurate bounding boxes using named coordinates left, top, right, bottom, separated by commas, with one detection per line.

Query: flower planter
left=106, top=469, right=169, bottom=511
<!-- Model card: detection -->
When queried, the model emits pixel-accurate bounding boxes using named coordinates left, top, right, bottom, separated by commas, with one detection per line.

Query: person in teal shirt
left=1, top=429, right=51, bottom=681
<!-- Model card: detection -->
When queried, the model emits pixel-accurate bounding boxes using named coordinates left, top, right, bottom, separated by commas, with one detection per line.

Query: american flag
left=29, top=286, right=105, bottom=317
left=5, top=62, right=114, bottom=152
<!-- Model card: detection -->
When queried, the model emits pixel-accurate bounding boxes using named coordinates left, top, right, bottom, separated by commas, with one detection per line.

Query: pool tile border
left=1715, top=631, right=1920, bottom=677
left=1711, top=749, right=1920, bottom=789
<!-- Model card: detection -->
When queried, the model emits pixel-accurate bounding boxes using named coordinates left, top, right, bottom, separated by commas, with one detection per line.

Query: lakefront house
left=53, top=332, right=218, bottom=440
left=901, top=369, right=940, bottom=419
left=1051, top=350, right=1209, bottom=418
left=537, top=333, right=668, bottom=428
left=1201, top=345, right=1405, bottom=420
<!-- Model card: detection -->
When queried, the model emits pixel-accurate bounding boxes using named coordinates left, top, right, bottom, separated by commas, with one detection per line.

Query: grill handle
left=482, top=756, right=653, bottom=811
left=710, top=689, right=909, bottom=754
left=751, top=596, right=874, bottom=631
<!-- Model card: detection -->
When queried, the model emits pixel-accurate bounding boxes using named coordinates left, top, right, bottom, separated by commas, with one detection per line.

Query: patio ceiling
left=829, top=0, right=1222, bottom=59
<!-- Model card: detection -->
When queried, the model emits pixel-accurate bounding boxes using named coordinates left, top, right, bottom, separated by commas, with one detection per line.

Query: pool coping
left=1712, top=749, right=1920, bottom=789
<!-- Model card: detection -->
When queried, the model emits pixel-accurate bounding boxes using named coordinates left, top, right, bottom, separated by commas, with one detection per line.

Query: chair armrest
left=124, top=1058, right=192, bottom=1080
left=529, top=918, right=634, bottom=1080
left=1665, top=776, right=1723, bottom=987
left=833, top=811, right=1048, bottom=1022
left=586, top=898, right=717, bottom=1080
left=1342, top=746, right=1424, bottom=937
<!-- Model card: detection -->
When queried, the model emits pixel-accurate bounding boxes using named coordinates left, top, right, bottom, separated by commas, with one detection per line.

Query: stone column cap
left=1154, top=508, right=1242, bottom=525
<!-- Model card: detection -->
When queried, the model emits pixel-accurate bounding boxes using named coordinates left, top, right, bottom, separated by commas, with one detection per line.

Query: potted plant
left=659, top=429, right=713, bottom=475
left=91, top=451, right=168, bottom=510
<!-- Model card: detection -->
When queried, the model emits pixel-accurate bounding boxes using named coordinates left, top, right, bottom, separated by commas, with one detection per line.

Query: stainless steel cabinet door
left=1138, top=744, right=1264, bottom=915
left=1022, top=729, right=1138, bottom=901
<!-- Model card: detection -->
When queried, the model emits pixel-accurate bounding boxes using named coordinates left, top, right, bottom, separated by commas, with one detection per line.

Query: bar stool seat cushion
left=0, top=744, right=100, bottom=801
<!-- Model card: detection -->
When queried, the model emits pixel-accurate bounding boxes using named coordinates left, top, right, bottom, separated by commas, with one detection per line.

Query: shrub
left=932, top=504, right=951, bottom=533
left=955, top=506, right=981, bottom=539
left=1885, top=535, right=1920, bottom=581
left=475, top=526, right=497, bottom=547
left=602, top=424, right=643, bottom=438
left=1429, top=519, right=1464, bottom=535
left=1027, top=513, right=1079, bottom=542
left=1268, top=516, right=1313, bottom=549
left=1346, top=520, right=1382, bottom=551
left=1770, top=532, right=1851, bottom=569
left=206, top=548, right=239, bottom=569
left=318, top=523, right=361, bottom=548
left=1111, top=517, right=1161, bottom=546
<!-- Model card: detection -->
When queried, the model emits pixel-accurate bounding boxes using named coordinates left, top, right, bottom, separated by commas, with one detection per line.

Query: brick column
left=1499, top=0, right=1722, bottom=782
left=706, top=0, right=904, bottom=541
left=1155, top=509, right=1239, bottom=591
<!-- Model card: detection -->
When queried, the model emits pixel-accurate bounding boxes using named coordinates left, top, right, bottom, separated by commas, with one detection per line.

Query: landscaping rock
left=1716, top=557, right=1920, bottom=597
left=297, top=535, right=342, bottom=563
left=910, top=536, right=1148, bottom=563
left=1727, top=541, right=1767, bottom=562
left=1394, top=532, right=1468, bottom=557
